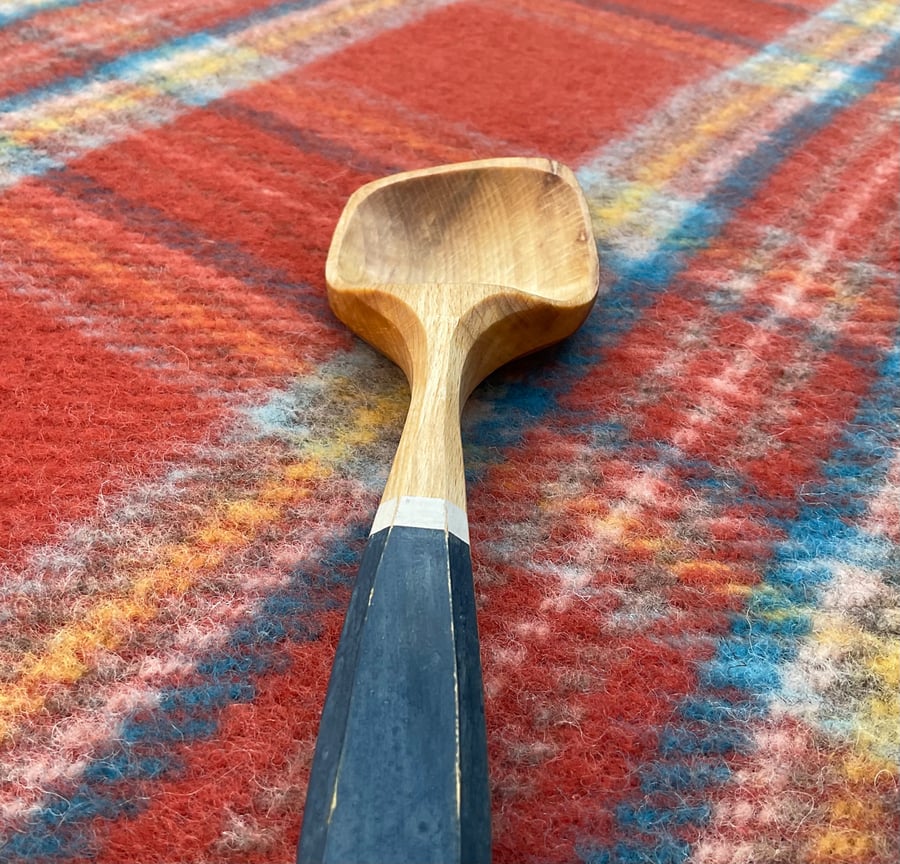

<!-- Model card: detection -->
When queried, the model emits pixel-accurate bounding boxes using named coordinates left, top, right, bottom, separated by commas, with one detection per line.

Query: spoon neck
left=380, top=333, right=468, bottom=514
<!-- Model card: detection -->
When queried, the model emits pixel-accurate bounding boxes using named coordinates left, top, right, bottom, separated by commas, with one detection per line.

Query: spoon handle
left=297, top=498, right=491, bottom=864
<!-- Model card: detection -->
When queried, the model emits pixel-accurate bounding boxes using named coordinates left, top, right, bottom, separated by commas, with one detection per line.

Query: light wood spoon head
left=326, top=156, right=599, bottom=400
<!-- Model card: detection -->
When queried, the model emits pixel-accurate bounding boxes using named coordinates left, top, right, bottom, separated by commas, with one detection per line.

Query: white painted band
left=370, top=496, right=470, bottom=544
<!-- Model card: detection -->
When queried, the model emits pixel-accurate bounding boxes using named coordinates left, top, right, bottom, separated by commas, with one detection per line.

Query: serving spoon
left=298, top=157, right=599, bottom=864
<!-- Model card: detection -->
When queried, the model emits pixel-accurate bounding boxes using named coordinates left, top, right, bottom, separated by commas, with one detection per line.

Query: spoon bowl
left=326, top=157, right=598, bottom=398
left=299, top=158, right=599, bottom=864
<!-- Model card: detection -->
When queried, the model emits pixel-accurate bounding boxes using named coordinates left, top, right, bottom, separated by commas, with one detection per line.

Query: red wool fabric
left=1, top=1, right=898, bottom=863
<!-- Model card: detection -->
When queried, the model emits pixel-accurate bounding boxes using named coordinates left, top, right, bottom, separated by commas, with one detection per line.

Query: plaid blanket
left=1, top=1, right=898, bottom=862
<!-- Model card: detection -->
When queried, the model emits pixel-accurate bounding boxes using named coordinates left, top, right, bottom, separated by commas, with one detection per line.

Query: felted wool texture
left=1, top=0, right=898, bottom=862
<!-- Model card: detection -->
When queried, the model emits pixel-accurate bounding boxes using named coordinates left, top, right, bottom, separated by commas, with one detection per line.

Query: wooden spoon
left=298, top=157, right=599, bottom=864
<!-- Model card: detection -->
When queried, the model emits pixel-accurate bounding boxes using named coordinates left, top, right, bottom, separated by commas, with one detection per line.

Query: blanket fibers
left=1, top=0, right=898, bottom=861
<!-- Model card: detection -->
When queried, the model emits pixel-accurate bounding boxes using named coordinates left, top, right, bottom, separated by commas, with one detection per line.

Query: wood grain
left=299, top=157, right=599, bottom=864
left=326, top=156, right=599, bottom=512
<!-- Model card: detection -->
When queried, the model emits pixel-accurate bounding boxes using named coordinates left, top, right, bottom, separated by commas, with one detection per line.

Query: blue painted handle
left=297, top=524, right=491, bottom=864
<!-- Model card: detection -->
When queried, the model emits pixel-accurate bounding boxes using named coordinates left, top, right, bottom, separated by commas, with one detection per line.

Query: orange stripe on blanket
left=0, top=468, right=317, bottom=739
left=72, top=107, right=372, bottom=288
left=0, top=184, right=320, bottom=386
left=0, top=190, right=299, bottom=380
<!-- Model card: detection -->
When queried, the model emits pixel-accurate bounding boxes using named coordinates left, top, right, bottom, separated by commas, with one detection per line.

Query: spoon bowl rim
left=325, top=156, right=599, bottom=310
